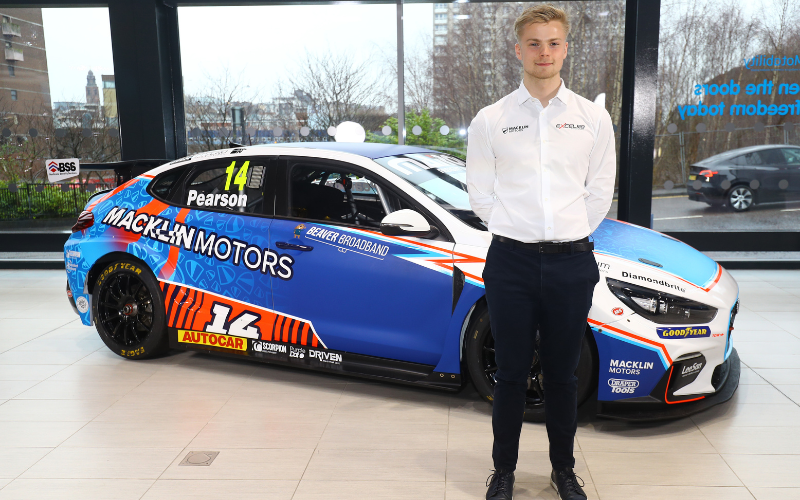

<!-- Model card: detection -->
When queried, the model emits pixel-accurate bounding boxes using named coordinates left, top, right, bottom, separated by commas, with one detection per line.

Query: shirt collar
left=515, top=78, right=571, bottom=107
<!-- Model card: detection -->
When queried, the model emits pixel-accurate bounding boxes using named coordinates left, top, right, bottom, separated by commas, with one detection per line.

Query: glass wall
left=178, top=4, right=397, bottom=152
left=0, top=7, right=119, bottom=229
left=177, top=0, right=625, bottom=198
left=401, top=0, right=625, bottom=180
left=653, top=0, right=800, bottom=232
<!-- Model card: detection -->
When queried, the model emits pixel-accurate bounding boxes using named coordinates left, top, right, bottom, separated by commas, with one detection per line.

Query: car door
left=779, top=148, right=800, bottom=197
left=756, top=148, right=788, bottom=199
left=157, top=155, right=278, bottom=345
left=268, top=157, right=455, bottom=367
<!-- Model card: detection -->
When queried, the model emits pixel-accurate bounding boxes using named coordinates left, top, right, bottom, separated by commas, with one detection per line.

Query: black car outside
left=686, top=145, right=800, bottom=211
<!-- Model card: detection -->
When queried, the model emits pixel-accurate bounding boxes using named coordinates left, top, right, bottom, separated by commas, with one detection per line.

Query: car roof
left=700, top=143, right=800, bottom=164
left=251, top=142, right=438, bottom=159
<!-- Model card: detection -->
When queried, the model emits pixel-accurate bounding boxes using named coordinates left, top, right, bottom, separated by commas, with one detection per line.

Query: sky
left=41, top=4, right=434, bottom=106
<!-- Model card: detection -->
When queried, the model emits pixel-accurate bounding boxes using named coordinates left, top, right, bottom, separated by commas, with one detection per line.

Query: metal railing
left=0, top=183, right=114, bottom=221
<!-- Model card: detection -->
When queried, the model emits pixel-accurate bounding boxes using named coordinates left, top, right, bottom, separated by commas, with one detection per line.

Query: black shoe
left=485, top=469, right=515, bottom=499
left=550, top=467, right=587, bottom=500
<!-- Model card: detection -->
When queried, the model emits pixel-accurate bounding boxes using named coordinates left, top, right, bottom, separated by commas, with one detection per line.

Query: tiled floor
left=0, top=269, right=799, bottom=499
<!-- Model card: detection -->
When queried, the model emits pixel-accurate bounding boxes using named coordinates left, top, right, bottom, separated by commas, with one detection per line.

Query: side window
left=731, top=152, right=763, bottom=166
left=289, top=164, right=410, bottom=228
left=182, top=159, right=267, bottom=214
left=150, top=169, right=184, bottom=200
left=781, top=148, right=800, bottom=166
left=760, top=148, right=786, bottom=164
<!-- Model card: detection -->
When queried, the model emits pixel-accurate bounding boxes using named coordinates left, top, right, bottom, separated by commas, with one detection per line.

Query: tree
left=367, top=108, right=466, bottom=157
left=0, top=97, right=120, bottom=184
left=286, top=50, right=391, bottom=133
left=429, top=1, right=626, bottom=133
left=184, top=66, right=261, bottom=153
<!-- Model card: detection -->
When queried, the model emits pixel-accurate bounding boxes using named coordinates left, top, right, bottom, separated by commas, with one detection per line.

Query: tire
left=727, top=185, right=754, bottom=212
left=466, top=306, right=596, bottom=423
left=92, top=260, right=169, bottom=359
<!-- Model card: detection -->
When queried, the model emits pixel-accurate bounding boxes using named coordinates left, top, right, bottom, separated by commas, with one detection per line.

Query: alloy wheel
left=729, top=187, right=753, bottom=211
left=481, top=330, right=546, bottom=408
left=97, top=272, right=155, bottom=346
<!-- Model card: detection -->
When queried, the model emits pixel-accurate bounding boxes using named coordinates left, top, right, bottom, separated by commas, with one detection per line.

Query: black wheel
left=727, top=185, right=754, bottom=212
left=92, top=260, right=168, bottom=359
left=465, top=307, right=596, bottom=423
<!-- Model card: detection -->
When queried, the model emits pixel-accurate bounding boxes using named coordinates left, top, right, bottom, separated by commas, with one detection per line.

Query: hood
left=593, top=219, right=719, bottom=290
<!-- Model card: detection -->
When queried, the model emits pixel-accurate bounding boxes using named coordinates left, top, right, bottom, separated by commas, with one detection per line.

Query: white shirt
left=466, top=80, right=617, bottom=243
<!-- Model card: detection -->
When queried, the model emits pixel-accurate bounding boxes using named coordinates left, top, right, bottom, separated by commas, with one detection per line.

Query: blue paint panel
left=593, top=327, right=668, bottom=401
left=270, top=220, right=453, bottom=365
left=593, top=219, right=718, bottom=289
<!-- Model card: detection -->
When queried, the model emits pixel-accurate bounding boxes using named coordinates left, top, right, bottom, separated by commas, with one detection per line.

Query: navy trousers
left=482, top=238, right=599, bottom=471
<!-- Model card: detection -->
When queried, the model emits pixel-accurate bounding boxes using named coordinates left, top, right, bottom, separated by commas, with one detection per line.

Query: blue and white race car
left=64, top=143, right=740, bottom=421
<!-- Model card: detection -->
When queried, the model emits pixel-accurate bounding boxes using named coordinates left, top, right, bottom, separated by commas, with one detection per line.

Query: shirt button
left=547, top=227, right=552, bottom=230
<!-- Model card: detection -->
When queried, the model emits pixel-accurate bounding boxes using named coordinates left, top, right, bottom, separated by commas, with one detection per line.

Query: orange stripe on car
left=588, top=318, right=673, bottom=365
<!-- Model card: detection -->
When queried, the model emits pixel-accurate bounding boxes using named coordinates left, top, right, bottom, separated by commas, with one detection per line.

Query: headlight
left=606, top=278, right=717, bottom=325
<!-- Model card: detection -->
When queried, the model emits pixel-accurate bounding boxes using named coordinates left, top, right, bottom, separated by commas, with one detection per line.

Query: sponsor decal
left=656, top=326, right=711, bottom=339
left=712, top=333, right=725, bottom=337
left=102, top=207, right=295, bottom=280
left=178, top=329, right=247, bottom=351
left=169, top=156, right=193, bottom=165
left=598, top=262, right=610, bottom=272
left=252, top=340, right=287, bottom=354
left=204, top=302, right=261, bottom=339
left=66, top=250, right=81, bottom=259
left=186, top=189, right=247, bottom=208
left=621, top=271, right=686, bottom=293
left=612, top=307, right=624, bottom=316
left=192, top=149, right=230, bottom=160
left=502, top=125, right=529, bottom=134
left=555, top=122, right=586, bottom=130
left=96, top=262, right=142, bottom=289
left=230, top=148, right=246, bottom=154
left=608, top=378, right=639, bottom=394
left=120, top=347, right=144, bottom=357
left=609, top=359, right=654, bottom=376
left=46, top=158, right=80, bottom=183
left=294, top=224, right=306, bottom=238
left=305, top=226, right=390, bottom=259
left=76, top=296, right=89, bottom=313
left=681, top=361, right=704, bottom=377
left=289, top=345, right=306, bottom=359
left=309, top=348, right=343, bottom=365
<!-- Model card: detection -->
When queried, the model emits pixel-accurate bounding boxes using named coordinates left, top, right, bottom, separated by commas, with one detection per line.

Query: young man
left=466, top=5, right=616, bottom=500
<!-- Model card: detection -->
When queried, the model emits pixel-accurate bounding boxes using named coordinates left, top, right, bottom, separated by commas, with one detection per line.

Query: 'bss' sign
left=46, top=158, right=80, bottom=183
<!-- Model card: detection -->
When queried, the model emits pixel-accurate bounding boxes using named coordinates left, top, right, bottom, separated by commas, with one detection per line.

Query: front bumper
left=597, top=347, right=740, bottom=421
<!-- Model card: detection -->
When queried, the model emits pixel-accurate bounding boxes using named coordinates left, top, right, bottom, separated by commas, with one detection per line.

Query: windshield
left=374, top=153, right=486, bottom=231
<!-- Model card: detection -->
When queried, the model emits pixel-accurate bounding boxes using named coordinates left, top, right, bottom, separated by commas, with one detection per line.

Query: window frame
left=274, top=156, right=453, bottom=242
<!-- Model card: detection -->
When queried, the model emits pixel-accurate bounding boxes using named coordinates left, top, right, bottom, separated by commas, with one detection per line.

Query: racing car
left=64, top=142, right=740, bottom=421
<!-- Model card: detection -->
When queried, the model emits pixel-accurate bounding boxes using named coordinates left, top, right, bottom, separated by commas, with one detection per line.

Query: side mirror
left=380, top=209, right=440, bottom=238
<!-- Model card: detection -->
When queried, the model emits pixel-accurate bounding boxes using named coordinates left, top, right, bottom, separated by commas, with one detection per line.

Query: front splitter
left=597, top=348, right=740, bottom=422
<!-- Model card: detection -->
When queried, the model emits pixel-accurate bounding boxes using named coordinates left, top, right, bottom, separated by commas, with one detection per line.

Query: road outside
left=607, top=191, right=800, bottom=232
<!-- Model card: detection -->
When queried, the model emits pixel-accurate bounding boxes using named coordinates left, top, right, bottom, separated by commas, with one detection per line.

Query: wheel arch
left=459, top=296, right=488, bottom=370
left=85, top=252, right=154, bottom=295
left=458, top=297, right=600, bottom=395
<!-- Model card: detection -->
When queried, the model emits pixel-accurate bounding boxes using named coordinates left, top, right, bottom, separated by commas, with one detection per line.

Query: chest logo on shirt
left=502, top=125, right=529, bottom=134
left=555, top=122, right=586, bottom=130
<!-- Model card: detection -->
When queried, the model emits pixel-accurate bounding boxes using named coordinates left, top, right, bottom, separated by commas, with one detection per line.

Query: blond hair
left=514, top=4, right=570, bottom=41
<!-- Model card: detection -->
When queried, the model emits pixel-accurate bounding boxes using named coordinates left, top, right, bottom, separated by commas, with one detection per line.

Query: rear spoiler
left=81, top=159, right=170, bottom=187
